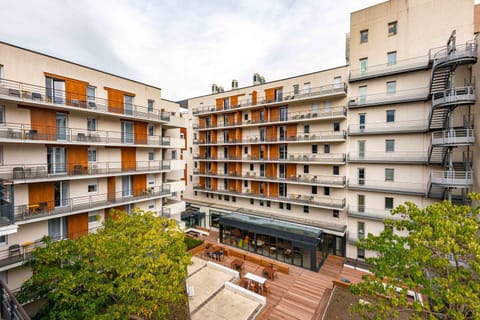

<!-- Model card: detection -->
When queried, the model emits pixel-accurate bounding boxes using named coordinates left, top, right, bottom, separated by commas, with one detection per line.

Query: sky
left=0, top=0, right=415, bottom=101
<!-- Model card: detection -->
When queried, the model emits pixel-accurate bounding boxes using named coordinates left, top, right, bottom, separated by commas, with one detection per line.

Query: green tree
left=350, top=195, right=480, bottom=320
left=18, top=210, right=191, bottom=320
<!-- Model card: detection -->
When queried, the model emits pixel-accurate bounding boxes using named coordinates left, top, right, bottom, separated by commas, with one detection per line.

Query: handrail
left=348, top=120, right=427, bottom=134
left=192, top=82, right=347, bottom=115
left=349, top=87, right=429, bottom=107
left=432, top=40, right=477, bottom=67
left=0, top=77, right=181, bottom=124
left=193, top=153, right=346, bottom=162
left=347, top=179, right=425, bottom=193
left=431, top=86, right=476, bottom=107
left=348, top=151, right=426, bottom=162
left=13, top=185, right=171, bottom=223
left=350, top=55, right=429, bottom=80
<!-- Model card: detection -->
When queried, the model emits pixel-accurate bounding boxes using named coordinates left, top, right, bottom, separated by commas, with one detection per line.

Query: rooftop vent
left=232, top=80, right=238, bottom=89
left=253, top=73, right=266, bottom=85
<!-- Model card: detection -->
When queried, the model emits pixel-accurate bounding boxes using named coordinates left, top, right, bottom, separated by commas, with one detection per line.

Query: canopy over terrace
left=219, top=213, right=328, bottom=271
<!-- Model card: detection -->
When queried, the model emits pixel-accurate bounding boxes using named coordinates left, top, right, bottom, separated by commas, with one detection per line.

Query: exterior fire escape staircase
left=427, top=31, right=477, bottom=202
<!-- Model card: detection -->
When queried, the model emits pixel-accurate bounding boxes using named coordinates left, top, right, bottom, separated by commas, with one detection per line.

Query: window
left=358, top=195, right=365, bottom=212
left=218, top=195, right=222, bottom=200
left=0, top=65, right=3, bottom=83
left=244, top=113, right=248, bottom=121
left=385, top=197, right=394, bottom=209
left=121, top=121, right=134, bottom=144
left=244, top=180, right=248, bottom=187
left=358, top=222, right=365, bottom=240
left=189, top=175, right=192, bottom=182
left=303, top=82, right=311, bottom=93
left=88, top=212, right=100, bottom=226
left=232, top=196, right=236, bottom=202
left=250, top=198, right=254, bottom=205
left=0, top=235, right=6, bottom=245
left=359, top=85, right=367, bottom=104
left=286, top=203, right=291, bottom=210
left=387, top=51, right=397, bottom=65
left=386, top=110, right=395, bottom=123
left=260, top=201, right=264, bottom=206
left=386, top=139, right=395, bottom=152
left=324, top=187, right=330, bottom=196
left=312, top=145, right=318, bottom=154
left=266, top=201, right=270, bottom=207
left=0, top=145, right=3, bottom=165
left=359, top=113, right=366, bottom=130
left=303, top=206, right=309, bottom=213
left=223, top=98, right=229, bottom=110
left=88, top=148, right=97, bottom=162
left=357, top=247, right=365, bottom=259
left=244, top=147, right=248, bottom=154
left=293, top=84, right=299, bottom=94
left=324, top=144, right=330, bottom=154
left=48, top=217, right=67, bottom=240
left=148, top=150, right=154, bottom=161
left=280, top=107, right=288, bottom=121
left=172, top=150, right=177, bottom=160
left=124, top=95, right=133, bottom=115
left=47, top=147, right=66, bottom=174
left=386, top=81, right=396, bottom=95
left=358, top=168, right=365, bottom=185
left=358, top=140, right=366, bottom=158
left=87, top=86, right=96, bottom=107
left=359, top=57, right=368, bottom=73
left=88, top=180, right=98, bottom=193
left=279, top=202, right=284, bottom=209
left=148, top=99, right=154, bottom=112
left=334, top=76, right=342, bottom=89
left=303, top=124, right=310, bottom=134
left=148, top=125, right=154, bottom=136
left=360, top=29, right=368, bottom=43
left=194, top=162, right=198, bottom=169
left=333, top=166, right=339, bottom=176
left=385, top=168, right=394, bottom=181
left=225, top=195, right=230, bottom=201
left=311, top=186, right=317, bottom=194
left=250, top=164, right=254, bottom=171
left=388, top=21, right=397, bottom=36
left=87, top=117, right=97, bottom=131
left=333, top=122, right=340, bottom=132
left=304, top=165, right=309, bottom=174
left=54, top=181, right=69, bottom=207
left=122, top=176, right=133, bottom=197
left=46, top=76, right=66, bottom=104
left=275, top=88, right=283, bottom=102
left=333, top=210, right=339, bottom=219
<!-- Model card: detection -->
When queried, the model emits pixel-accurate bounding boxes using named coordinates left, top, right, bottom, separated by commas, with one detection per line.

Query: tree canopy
left=18, top=210, right=191, bottom=320
left=350, top=195, right=480, bottom=320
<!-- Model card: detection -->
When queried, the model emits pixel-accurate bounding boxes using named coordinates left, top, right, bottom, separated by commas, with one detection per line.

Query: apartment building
left=184, top=0, right=479, bottom=270
left=0, top=42, right=186, bottom=290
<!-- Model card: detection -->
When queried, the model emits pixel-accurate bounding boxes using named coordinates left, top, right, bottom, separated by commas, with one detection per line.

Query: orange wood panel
left=211, top=162, right=218, bottom=173
left=211, top=115, right=217, bottom=127
left=121, top=148, right=136, bottom=171
left=228, top=129, right=236, bottom=141
left=251, top=145, right=259, bottom=159
left=180, top=128, right=187, bottom=150
left=199, top=117, right=206, bottom=128
left=211, top=147, right=217, bottom=158
left=251, top=181, right=259, bottom=195
left=228, top=113, right=235, bottom=125
left=251, top=110, right=260, bottom=123
left=236, top=111, right=242, bottom=124
left=270, top=107, right=280, bottom=122
left=270, top=145, right=279, bottom=160
left=266, top=126, right=275, bottom=142
left=211, top=178, right=218, bottom=190
left=104, top=87, right=136, bottom=114
left=228, top=179, right=236, bottom=191
left=199, top=176, right=205, bottom=187
left=235, top=146, right=242, bottom=159
left=216, top=98, right=223, bottom=110
left=67, top=146, right=88, bottom=174
left=134, top=121, right=148, bottom=144
left=67, top=213, right=88, bottom=240
left=252, top=91, right=257, bottom=105
left=287, top=124, right=297, bottom=140
left=235, top=162, right=242, bottom=176
left=230, top=95, right=238, bottom=107
left=133, top=174, right=147, bottom=196
left=211, top=131, right=217, bottom=143
left=44, top=73, right=89, bottom=107
left=236, top=128, right=242, bottom=141
left=30, top=108, right=57, bottom=140
left=199, top=162, right=206, bottom=173
left=269, top=182, right=278, bottom=197
left=235, top=180, right=242, bottom=192
left=228, top=163, right=236, bottom=174
left=286, top=164, right=297, bottom=179
left=29, top=182, right=54, bottom=211
left=228, top=146, right=236, bottom=159
left=107, top=176, right=116, bottom=201
left=265, top=88, right=275, bottom=103
left=184, top=164, right=187, bottom=186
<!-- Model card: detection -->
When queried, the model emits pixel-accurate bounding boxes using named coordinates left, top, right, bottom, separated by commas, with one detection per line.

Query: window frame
left=385, top=197, right=394, bottom=209
left=388, top=21, right=398, bottom=36
left=147, top=99, right=154, bottom=112
left=88, top=148, right=97, bottom=162
left=385, top=139, right=395, bottom=152
left=386, top=110, right=395, bottom=123
left=385, top=168, right=394, bottom=181
left=386, top=81, right=396, bottom=95
left=360, top=29, right=369, bottom=43
left=387, top=51, right=397, bottom=65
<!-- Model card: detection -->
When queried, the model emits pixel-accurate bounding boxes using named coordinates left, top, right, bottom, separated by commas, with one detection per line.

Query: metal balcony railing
left=192, top=83, right=347, bottom=115
left=193, top=106, right=347, bottom=130
left=431, top=86, right=476, bottom=108
left=193, top=184, right=346, bottom=209
left=429, top=170, right=473, bottom=186
left=348, top=120, right=428, bottom=135
left=0, top=122, right=170, bottom=147
left=0, top=78, right=182, bottom=125
left=350, top=55, right=429, bottom=81
left=347, top=207, right=393, bottom=221
left=348, top=151, right=426, bottom=163
left=13, top=185, right=171, bottom=223
left=193, top=153, right=346, bottom=163
left=0, top=280, right=30, bottom=319
left=349, top=87, right=429, bottom=108
left=431, top=128, right=474, bottom=146
left=161, top=207, right=171, bottom=218
left=347, top=179, right=425, bottom=195
left=431, top=40, right=478, bottom=69
left=1, top=160, right=170, bottom=182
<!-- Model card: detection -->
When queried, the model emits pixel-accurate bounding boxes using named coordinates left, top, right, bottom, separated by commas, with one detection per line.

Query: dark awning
left=219, top=213, right=322, bottom=246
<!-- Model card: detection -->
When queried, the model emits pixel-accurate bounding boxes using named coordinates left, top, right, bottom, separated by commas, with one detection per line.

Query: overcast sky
left=0, top=0, right=419, bottom=100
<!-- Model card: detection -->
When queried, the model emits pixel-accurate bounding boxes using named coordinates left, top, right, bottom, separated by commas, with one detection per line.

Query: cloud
left=0, top=0, right=386, bottom=101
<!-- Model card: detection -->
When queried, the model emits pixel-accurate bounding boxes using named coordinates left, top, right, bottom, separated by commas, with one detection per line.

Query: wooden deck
left=191, top=231, right=367, bottom=320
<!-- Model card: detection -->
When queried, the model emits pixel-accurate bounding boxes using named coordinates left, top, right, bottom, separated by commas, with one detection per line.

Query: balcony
left=193, top=170, right=346, bottom=187
left=347, top=207, right=393, bottom=221
left=193, top=153, right=346, bottom=164
left=346, top=232, right=365, bottom=244
left=347, top=179, right=425, bottom=195
left=0, top=78, right=183, bottom=126
left=13, top=185, right=171, bottom=224
left=0, top=122, right=172, bottom=147
left=348, top=120, right=428, bottom=135
left=348, top=151, right=426, bottom=164
left=429, top=170, right=473, bottom=187
left=194, top=106, right=347, bottom=130
left=349, top=55, right=429, bottom=82
left=165, top=180, right=186, bottom=193
left=431, top=129, right=474, bottom=146
left=431, top=40, right=477, bottom=70
left=348, top=87, right=429, bottom=108
left=193, top=185, right=346, bottom=210
left=0, top=280, right=30, bottom=319
left=192, top=83, right=347, bottom=115
left=431, top=86, right=476, bottom=109
left=162, top=200, right=185, bottom=219
left=1, top=160, right=170, bottom=183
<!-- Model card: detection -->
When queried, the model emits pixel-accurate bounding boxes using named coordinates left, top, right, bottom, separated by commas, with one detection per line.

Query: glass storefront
left=181, top=210, right=205, bottom=228
left=219, top=213, right=329, bottom=271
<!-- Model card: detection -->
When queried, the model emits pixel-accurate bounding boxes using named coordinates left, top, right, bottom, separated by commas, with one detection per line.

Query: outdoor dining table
left=262, top=266, right=277, bottom=280
left=231, top=258, right=244, bottom=271
left=244, top=272, right=267, bottom=293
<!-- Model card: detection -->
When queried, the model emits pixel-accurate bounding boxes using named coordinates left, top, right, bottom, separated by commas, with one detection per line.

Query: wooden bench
left=274, top=263, right=290, bottom=274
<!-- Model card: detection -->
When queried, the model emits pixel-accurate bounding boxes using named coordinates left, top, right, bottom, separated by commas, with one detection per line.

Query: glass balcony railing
left=192, top=83, right=347, bottom=115
left=348, top=151, right=426, bottom=163
left=349, top=87, right=429, bottom=108
left=348, top=120, right=428, bottom=135
left=350, top=55, right=429, bottom=81
left=347, top=179, right=425, bottom=195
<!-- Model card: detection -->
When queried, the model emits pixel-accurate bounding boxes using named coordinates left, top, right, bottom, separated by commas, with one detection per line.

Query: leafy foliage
left=18, top=210, right=191, bottom=320
left=350, top=194, right=480, bottom=320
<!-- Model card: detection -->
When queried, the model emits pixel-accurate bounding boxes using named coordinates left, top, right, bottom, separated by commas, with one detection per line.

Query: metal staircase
left=427, top=31, right=477, bottom=201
